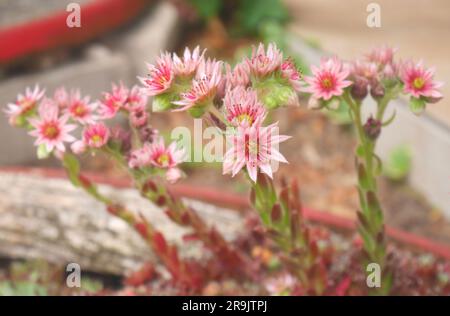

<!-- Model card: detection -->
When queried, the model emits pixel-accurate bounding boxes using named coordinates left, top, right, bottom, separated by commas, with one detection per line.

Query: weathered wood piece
left=0, top=172, right=243, bottom=275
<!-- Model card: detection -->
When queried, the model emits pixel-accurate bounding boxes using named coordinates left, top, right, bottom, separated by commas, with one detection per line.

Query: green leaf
left=37, top=144, right=51, bottom=159
left=372, top=153, right=383, bottom=176
left=188, top=106, right=206, bottom=118
left=356, top=145, right=365, bottom=158
left=409, top=96, right=426, bottom=115
left=152, top=94, right=173, bottom=112
left=357, top=187, right=368, bottom=215
left=381, top=109, right=397, bottom=126
left=62, top=153, right=81, bottom=187
left=236, top=0, right=289, bottom=35
left=358, top=226, right=375, bottom=254
left=357, top=163, right=371, bottom=190
left=189, top=0, right=222, bottom=20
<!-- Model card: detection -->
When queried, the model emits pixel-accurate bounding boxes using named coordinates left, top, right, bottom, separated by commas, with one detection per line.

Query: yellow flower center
left=413, top=77, right=425, bottom=89
left=157, top=153, right=170, bottom=166
left=43, top=125, right=59, bottom=139
left=322, top=77, right=333, bottom=89
left=74, top=104, right=86, bottom=116
left=237, top=113, right=253, bottom=125
left=91, top=134, right=103, bottom=145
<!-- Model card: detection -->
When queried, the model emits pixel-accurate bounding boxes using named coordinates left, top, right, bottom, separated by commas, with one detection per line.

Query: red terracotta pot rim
left=1, top=166, right=450, bottom=261
left=0, top=0, right=151, bottom=66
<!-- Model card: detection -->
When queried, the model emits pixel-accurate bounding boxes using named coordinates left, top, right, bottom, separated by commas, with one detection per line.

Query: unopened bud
left=271, top=203, right=282, bottom=223
left=363, top=116, right=381, bottom=140
left=139, top=126, right=159, bottom=143
left=350, top=77, right=368, bottom=100
left=370, top=83, right=385, bottom=100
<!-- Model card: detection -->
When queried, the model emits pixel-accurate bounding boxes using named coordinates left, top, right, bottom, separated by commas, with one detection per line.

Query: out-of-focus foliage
left=188, top=0, right=222, bottom=20
left=383, top=145, right=412, bottom=181
left=187, top=0, right=289, bottom=36
left=234, top=0, right=289, bottom=36
left=0, top=260, right=103, bottom=296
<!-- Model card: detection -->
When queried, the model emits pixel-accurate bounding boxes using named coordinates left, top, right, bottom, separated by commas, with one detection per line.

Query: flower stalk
left=61, top=153, right=205, bottom=290
left=342, top=91, right=391, bottom=294
left=250, top=175, right=327, bottom=295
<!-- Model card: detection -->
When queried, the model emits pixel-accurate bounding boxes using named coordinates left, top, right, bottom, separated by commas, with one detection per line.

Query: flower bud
left=139, top=126, right=159, bottom=143
left=370, top=83, right=385, bottom=100
left=350, top=77, right=368, bottom=100
left=152, top=94, right=172, bottom=112
left=363, top=116, right=381, bottom=140
left=110, top=126, right=132, bottom=153
left=271, top=203, right=282, bottom=223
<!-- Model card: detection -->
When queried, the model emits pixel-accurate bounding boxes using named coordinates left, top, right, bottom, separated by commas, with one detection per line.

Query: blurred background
left=0, top=0, right=449, bottom=294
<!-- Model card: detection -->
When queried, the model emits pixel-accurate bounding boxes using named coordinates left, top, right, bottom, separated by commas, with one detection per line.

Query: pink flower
left=224, top=86, right=266, bottom=127
left=99, top=82, right=129, bottom=119
left=246, top=43, right=283, bottom=77
left=71, top=123, right=110, bottom=154
left=366, top=46, right=396, bottom=66
left=223, top=122, right=290, bottom=182
left=401, top=60, right=443, bottom=100
left=165, top=167, right=183, bottom=184
left=84, top=123, right=110, bottom=148
left=265, top=274, right=296, bottom=295
left=281, top=58, right=303, bottom=91
left=129, top=106, right=148, bottom=127
left=304, top=57, right=352, bottom=100
left=139, top=52, right=174, bottom=96
left=53, top=87, right=69, bottom=108
left=225, top=62, right=250, bottom=89
left=128, top=138, right=185, bottom=169
left=125, top=85, right=148, bottom=111
left=4, top=85, right=45, bottom=126
left=172, top=46, right=205, bottom=77
left=173, top=59, right=222, bottom=111
left=28, top=99, right=76, bottom=152
left=66, top=90, right=97, bottom=124
left=350, top=60, right=378, bottom=83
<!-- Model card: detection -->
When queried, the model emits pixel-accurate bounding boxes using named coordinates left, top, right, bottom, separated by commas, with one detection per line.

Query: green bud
left=409, top=96, right=426, bottom=115
left=37, top=144, right=51, bottom=159
left=188, top=106, right=206, bottom=118
left=259, top=83, right=297, bottom=110
left=152, top=94, right=173, bottom=112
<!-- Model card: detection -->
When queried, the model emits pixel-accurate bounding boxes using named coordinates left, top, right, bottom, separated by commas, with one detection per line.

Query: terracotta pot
left=2, top=166, right=450, bottom=261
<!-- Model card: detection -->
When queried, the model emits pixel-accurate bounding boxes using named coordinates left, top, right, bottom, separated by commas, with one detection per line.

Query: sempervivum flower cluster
left=135, top=43, right=301, bottom=182
left=303, top=47, right=443, bottom=115
left=221, top=77, right=290, bottom=183
left=244, top=43, right=303, bottom=109
left=128, top=137, right=186, bottom=183
left=139, top=46, right=209, bottom=114
left=4, top=82, right=185, bottom=183
left=303, top=56, right=352, bottom=107
left=140, top=43, right=303, bottom=117
left=4, top=85, right=45, bottom=126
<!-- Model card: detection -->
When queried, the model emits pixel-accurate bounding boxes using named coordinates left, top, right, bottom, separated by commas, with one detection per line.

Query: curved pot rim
left=2, top=166, right=450, bottom=261
left=0, top=0, right=151, bottom=66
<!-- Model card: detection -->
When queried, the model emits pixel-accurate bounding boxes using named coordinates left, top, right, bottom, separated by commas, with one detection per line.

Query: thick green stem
left=251, top=175, right=326, bottom=295
left=342, top=92, right=391, bottom=295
